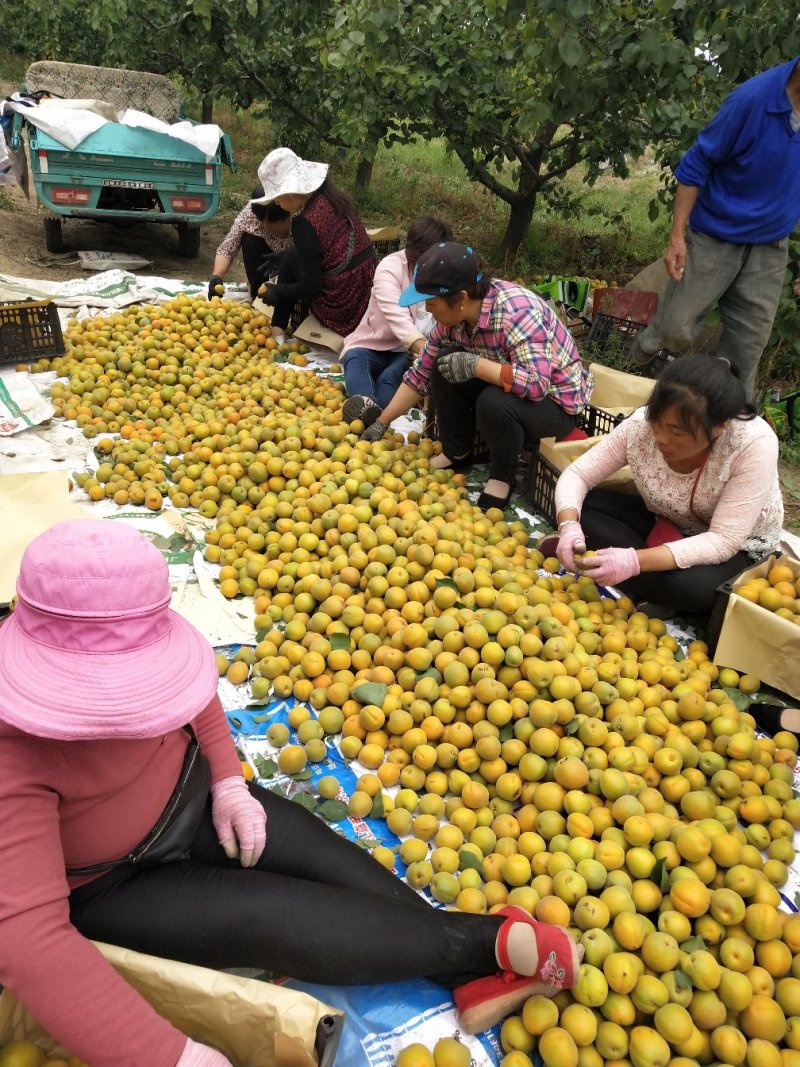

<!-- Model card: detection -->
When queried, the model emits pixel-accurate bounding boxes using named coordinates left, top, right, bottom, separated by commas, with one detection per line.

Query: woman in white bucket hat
left=253, top=147, right=376, bottom=340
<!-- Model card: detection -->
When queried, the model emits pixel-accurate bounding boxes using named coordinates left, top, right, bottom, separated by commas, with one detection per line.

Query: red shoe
left=454, top=970, right=550, bottom=1035
left=494, top=905, right=580, bottom=986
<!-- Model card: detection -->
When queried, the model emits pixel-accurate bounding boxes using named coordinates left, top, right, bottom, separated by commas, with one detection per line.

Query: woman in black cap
left=360, top=242, right=592, bottom=510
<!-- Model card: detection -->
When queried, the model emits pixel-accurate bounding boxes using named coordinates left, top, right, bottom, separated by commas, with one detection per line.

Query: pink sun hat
left=0, top=520, right=218, bottom=741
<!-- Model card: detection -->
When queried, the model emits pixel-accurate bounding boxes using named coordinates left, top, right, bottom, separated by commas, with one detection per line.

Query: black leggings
left=69, top=783, right=500, bottom=987
left=581, top=487, right=752, bottom=614
left=430, top=362, right=576, bottom=483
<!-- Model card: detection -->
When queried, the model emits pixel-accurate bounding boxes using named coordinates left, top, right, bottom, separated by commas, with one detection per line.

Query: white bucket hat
left=252, top=147, right=329, bottom=205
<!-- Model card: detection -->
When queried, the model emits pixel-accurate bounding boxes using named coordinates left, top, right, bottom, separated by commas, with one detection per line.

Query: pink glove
left=556, top=520, right=587, bottom=572
left=579, top=546, right=641, bottom=588
left=176, top=1037, right=233, bottom=1067
left=211, top=776, right=267, bottom=867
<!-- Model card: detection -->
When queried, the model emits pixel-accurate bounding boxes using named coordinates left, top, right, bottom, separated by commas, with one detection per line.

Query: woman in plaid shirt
left=361, top=242, right=593, bottom=510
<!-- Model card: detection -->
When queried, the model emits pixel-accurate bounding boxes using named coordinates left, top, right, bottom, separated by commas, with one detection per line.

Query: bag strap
left=688, top=449, right=712, bottom=522
left=321, top=217, right=360, bottom=279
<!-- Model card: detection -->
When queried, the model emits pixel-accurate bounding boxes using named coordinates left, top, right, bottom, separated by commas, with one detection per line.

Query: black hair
left=250, top=185, right=290, bottom=223
left=646, top=355, right=756, bottom=444
left=318, top=176, right=357, bottom=219
left=440, top=253, right=492, bottom=305
left=405, top=217, right=454, bottom=269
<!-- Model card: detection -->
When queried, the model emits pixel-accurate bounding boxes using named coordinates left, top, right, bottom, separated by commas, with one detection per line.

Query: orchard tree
left=323, top=0, right=800, bottom=259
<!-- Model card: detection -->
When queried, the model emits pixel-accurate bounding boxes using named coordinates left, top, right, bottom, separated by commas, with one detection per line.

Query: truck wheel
left=177, top=223, right=201, bottom=259
left=43, top=216, right=65, bottom=253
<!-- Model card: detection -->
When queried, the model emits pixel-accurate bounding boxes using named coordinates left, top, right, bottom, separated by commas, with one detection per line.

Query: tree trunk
left=355, top=135, right=380, bottom=190
left=201, top=94, right=214, bottom=124
left=355, top=156, right=375, bottom=189
left=497, top=191, right=537, bottom=262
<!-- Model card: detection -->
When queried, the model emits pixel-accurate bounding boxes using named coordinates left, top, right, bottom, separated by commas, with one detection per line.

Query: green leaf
left=459, top=850, right=485, bottom=877
left=255, top=628, right=269, bottom=642
left=254, top=755, right=278, bottom=779
left=675, top=969, right=694, bottom=989
left=565, top=716, right=581, bottom=735
left=558, top=36, right=583, bottom=67
left=318, top=799, right=349, bottom=822
left=416, top=668, right=441, bottom=681
left=290, top=768, right=313, bottom=781
left=651, top=857, right=670, bottom=893
left=680, top=936, right=706, bottom=953
left=352, top=681, right=388, bottom=706
left=722, top=686, right=751, bottom=712
left=330, top=632, right=351, bottom=651
left=673, top=646, right=686, bottom=661
left=370, top=793, right=385, bottom=819
left=499, top=724, right=514, bottom=742
left=291, top=792, right=319, bottom=811
left=436, top=578, right=459, bottom=591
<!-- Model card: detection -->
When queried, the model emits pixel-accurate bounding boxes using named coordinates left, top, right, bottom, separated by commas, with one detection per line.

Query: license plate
left=102, top=179, right=156, bottom=189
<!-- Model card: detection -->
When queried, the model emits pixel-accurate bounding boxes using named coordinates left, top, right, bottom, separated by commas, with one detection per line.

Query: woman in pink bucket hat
left=0, top=520, right=579, bottom=1067
left=253, top=147, right=377, bottom=341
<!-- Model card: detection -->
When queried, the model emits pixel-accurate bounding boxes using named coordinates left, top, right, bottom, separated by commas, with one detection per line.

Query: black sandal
left=437, top=452, right=474, bottom=474
left=748, top=703, right=800, bottom=741
left=477, top=486, right=514, bottom=511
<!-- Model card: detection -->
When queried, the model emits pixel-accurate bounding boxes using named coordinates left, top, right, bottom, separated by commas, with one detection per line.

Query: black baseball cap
left=398, top=242, right=484, bottom=306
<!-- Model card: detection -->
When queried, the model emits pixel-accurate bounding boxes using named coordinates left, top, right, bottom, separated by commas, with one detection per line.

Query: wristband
left=558, top=519, right=580, bottom=531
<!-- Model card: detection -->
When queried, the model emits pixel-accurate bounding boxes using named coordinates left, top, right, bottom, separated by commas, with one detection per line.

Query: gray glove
left=360, top=418, right=389, bottom=442
left=438, top=348, right=479, bottom=383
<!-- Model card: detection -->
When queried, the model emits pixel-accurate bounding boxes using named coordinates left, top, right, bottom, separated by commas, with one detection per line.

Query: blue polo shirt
left=675, top=57, right=800, bottom=244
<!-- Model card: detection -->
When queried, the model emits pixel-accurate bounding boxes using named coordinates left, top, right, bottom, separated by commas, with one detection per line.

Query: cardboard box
left=538, top=435, right=638, bottom=495
left=0, top=942, right=342, bottom=1067
left=713, top=553, right=800, bottom=701
left=588, top=362, right=656, bottom=414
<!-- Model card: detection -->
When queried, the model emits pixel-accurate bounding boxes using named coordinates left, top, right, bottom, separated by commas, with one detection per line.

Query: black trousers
left=69, top=783, right=500, bottom=987
left=581, top=487, right=751, bottom=613
left=270, top=247, right=306, bottom=330
left=430, top=362, right=576, bottom=483
left=240, top=233, right=279, bottom=299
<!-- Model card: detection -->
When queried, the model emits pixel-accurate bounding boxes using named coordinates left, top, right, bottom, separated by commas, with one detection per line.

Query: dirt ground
left=0, top=180, right=244, bottom=286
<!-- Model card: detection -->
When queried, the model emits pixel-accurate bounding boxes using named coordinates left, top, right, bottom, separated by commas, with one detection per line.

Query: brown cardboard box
left=0, top=942, right=342, bottom=1067
left=538, top=435, right=639, bottom=495
left=588, top=362, right=656, bottom=414
left=713, top=554, right=800, bottom=701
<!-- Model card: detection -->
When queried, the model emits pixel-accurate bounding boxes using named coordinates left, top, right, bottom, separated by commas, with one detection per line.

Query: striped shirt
left=404, top=280, right=593, bottom=414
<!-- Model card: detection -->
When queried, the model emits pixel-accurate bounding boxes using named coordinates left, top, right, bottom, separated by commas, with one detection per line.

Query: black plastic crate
left=584, top=312, right=671, bottom=378
left=523, top=450, right=560, bottom=526
left=423, top=391, right=490, bottom=463
left=0, top=300, right=65, bottom=364
left=577, top=404, right=627, bottom=437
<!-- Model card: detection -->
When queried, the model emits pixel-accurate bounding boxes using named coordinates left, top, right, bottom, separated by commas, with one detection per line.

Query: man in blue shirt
left=633, top=57, right=800, bottom=398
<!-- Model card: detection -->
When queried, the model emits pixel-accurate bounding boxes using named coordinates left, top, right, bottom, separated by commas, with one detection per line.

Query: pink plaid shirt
left=404, top=280, right=593, bottom=414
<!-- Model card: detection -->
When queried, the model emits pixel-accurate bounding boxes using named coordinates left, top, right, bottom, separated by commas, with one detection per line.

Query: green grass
left=0, top=190, right=14, bottom=211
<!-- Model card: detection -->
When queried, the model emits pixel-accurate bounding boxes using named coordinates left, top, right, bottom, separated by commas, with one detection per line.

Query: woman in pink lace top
left=552, top=355, right=782, bottom=613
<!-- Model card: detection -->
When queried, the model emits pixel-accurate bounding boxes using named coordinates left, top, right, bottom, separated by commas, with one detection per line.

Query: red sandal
left=454, top=969, right=551, bottom=1035
left=454, top=909, right=581, bottom=1035
left=494, top=905, right=580, bottom=985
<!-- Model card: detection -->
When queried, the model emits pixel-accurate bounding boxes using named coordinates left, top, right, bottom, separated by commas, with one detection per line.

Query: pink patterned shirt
left=403, top=280, right=593, bottom=413
left=554, top=407, right=783, bottom=567
left=216, top=203, right=293, bottom=260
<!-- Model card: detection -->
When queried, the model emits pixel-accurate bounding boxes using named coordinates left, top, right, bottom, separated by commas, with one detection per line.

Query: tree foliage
left=322, top=0, right=800, bottom=258
left=7, top=0, right=800, bottom=256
